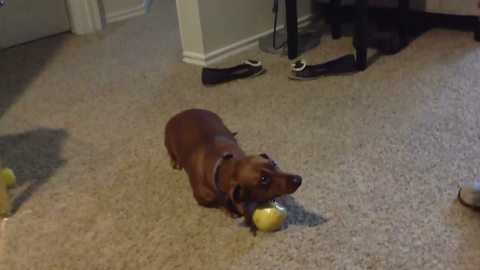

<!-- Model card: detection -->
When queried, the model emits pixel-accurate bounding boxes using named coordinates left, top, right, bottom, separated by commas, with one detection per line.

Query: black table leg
left=330, top=0, right=342, bottom=39
left=475, top=17, right=480, bottom=41
left=398, top=0, right=410, bottom=46
left=354, top=0, right=368, bottom=70
left=285, top=0, right=298, bottom=59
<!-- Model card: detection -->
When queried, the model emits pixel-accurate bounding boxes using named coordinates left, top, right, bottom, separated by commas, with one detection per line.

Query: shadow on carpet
left=0, top=128, right=68, bottom=213
left=0, top=36, right=66, bottom=119
left=279, top=195, right=327, bottom=227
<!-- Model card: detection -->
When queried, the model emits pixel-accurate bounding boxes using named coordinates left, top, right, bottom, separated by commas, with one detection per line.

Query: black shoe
left=288, top=54, right=357, bottom=80
left=202, top=60, right=266, bottom=86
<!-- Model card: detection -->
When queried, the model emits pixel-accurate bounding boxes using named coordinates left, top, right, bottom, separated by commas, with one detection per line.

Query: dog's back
left=164, top=109, right=236, bottom=169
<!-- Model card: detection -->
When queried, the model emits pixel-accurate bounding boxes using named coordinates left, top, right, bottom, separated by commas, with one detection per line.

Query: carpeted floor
left=1, top=1, right=480, bottom=269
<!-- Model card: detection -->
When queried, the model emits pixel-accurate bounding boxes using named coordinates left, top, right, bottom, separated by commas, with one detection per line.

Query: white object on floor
left=461, top=181, right=480, bottom=191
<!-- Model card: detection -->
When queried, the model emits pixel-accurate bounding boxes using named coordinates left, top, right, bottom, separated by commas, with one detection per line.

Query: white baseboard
left=182, top=52, right=210, bottom=66
left=105, top=0, right=150, bottom=24
left=183, top=14, right=313, bottom=66
left=183, top=42, right=259, bottom=66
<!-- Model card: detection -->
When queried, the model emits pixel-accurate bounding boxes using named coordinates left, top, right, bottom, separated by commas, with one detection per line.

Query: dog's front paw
left=250, top=225, right=258, bottom=236
left=244, top=216, right=258, bottom=236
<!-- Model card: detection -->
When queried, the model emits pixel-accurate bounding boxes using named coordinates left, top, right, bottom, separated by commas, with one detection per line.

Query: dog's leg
left=220, top=206, right=240, bottom=218
left=245, top=214, right=257, bottom=236
left=192, top=186, right=222, bottom=211
left=221, top=201, right=242, bottom=218
left=242, top=202, right=258, bottom=236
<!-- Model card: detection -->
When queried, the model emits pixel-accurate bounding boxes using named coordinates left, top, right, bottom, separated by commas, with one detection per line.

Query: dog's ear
left=260, top=153, right=270, bottom=160
left=229, top=184, right=245, bottom=203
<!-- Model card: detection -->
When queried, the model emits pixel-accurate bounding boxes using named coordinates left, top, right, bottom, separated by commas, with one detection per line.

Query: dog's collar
left=213, top=152, right=234, bottom=203
left=213, top=155, right=258, bottom=223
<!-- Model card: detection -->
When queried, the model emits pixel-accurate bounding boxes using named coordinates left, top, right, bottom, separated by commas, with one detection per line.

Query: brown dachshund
left=164, top=109, right=302, bottom=234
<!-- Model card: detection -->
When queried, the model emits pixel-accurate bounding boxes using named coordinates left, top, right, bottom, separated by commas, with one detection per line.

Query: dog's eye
left=260, top=176, right=270, bottom=185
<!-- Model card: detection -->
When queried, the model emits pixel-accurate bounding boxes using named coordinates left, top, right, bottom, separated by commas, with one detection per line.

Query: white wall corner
left=66, top=0, right=103, bottom=35
left=182, top=52, right=208, bottom=66
left=144, top=0, right=153, bottom=12
left=176, top=0, right=205, bottom=65
left=105, top=0, right=150, bottom=24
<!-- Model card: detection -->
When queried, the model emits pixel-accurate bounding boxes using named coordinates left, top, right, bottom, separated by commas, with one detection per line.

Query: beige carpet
left=1, top=1, right=480, bottom=269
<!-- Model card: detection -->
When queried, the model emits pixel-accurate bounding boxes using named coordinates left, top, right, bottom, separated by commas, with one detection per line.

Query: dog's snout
left=291, top=175, right=302, bottom=187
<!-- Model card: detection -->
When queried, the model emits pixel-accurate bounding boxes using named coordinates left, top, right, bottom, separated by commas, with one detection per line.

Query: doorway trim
left=65, top=0, right=103, bottom=35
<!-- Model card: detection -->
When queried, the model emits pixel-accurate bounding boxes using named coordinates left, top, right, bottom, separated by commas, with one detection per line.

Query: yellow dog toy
left=0, top=168, right=16, bottom=217
left=253, top=200, right=288, bottom=232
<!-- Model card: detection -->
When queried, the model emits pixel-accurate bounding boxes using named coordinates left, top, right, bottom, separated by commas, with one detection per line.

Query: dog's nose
left=291, top=175, right=302, bottom=187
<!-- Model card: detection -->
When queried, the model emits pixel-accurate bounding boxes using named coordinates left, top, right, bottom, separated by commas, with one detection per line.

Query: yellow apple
left=253, top=201, right=287, bottom=232
left=1, top=168, right=16, bottom=188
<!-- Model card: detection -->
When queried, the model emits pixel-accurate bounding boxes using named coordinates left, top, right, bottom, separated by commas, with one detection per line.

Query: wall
left=175, top=0, right=204, bottom=60
left=198, top=0, right=313, bottom=53
left=176, top=0, right=315, bottom=66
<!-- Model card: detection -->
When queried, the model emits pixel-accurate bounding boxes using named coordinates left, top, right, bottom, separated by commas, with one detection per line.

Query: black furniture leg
left=285, top=0, right=298, bottom=59
left=330, top=0, right=342, bottom=39
left=354, top=0, right=368, bottom=71
left=475, top=17, right=480, bottom=41
left=398, top=0, right=410, bottom=46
